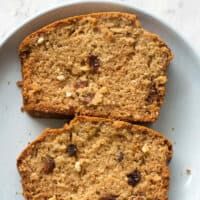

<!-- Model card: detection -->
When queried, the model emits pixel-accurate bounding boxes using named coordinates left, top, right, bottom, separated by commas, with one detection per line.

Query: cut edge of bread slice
left=17, top=116, right=172, bottom=200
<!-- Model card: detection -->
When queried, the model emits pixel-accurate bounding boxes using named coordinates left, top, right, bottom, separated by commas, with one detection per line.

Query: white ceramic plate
left=0, top=1, right=200, bottom=199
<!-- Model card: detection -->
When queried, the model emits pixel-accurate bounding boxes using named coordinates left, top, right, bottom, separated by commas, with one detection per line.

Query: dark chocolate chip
left=126, top=170, right=141, bottom=187
left=88, top=55, right=100, bottom=71
left=99, top=194, right=118, bottom=200
left=67, top=144, right=77, bottom=156
left=21, top=107, right=25, bottom=112
left=43, top=155, right=55, bottom=174
left=116, top=151, right=124, bottom=162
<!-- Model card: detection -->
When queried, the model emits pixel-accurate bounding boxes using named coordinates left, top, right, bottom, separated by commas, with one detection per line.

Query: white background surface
left=0, top=0, right=200, bottom=52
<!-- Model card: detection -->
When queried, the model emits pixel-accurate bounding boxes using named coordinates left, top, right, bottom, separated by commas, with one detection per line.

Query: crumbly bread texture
left=17, top=116, right=172, bottom=200
left=19, top=12, right=173, bottom=122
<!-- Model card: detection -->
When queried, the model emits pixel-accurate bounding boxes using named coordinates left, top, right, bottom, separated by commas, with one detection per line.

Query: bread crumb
left=21, top=107, right=24, bottom=112
left=16, top=191, right=23, bottom=195
left=17, top=81, right=23, bottom=88
left=37, top=37, right=45, bottom=44
left=56, top=75, right=65, bottom=81
left=75, top=161, right=81, bottom=172
left=186, top=169, right=191, bottom=175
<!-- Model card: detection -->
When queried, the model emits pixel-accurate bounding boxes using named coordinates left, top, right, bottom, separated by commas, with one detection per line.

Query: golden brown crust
left=19, top=12, right=140, bottom=52
left=19, top=12, right=173, bottom=122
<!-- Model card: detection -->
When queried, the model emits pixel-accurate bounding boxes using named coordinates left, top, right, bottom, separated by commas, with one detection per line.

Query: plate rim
left=0, top=0, right=199, bottom=64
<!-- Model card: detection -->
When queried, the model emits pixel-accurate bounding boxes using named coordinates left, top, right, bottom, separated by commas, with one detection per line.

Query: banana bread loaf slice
left=17, top=116, right=172, bottom=200
left=19, top=12, right=173, bottom=122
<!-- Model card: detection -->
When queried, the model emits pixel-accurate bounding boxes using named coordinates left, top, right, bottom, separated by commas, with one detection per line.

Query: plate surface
left=0, top=1, right=199, bottom=199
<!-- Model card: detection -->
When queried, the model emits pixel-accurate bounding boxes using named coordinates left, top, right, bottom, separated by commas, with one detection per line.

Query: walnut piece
left=74, top=161, right=81, bottom=172
left=88, top=55, right=100, bottom=71
left=56, top=75, right=65, bottom=81
left=37, top=37, right=45, bottom=44
left=66, top=91, right=72, bottom=97
left=141, top=144, right=149, bottom=153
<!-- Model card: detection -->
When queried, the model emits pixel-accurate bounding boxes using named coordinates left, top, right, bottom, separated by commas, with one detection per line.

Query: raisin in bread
left=17, top=116, right=172, bottom=200
left=19, top=12, right=173, bottom=122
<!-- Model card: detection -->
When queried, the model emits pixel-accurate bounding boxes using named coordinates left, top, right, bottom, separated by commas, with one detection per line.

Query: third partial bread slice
left=17, top=116, right=172, bottom=200
left=19, top=12, right=173, bottom=122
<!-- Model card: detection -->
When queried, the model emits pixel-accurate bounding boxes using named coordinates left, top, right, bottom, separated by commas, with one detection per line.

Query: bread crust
left=19, top=12, right=140, bottom=52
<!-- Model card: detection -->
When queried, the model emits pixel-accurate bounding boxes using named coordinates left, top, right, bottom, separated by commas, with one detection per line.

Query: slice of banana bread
left=19, top=12, right=173, bottom=122
left=17, top=116, right=172, bottom=200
